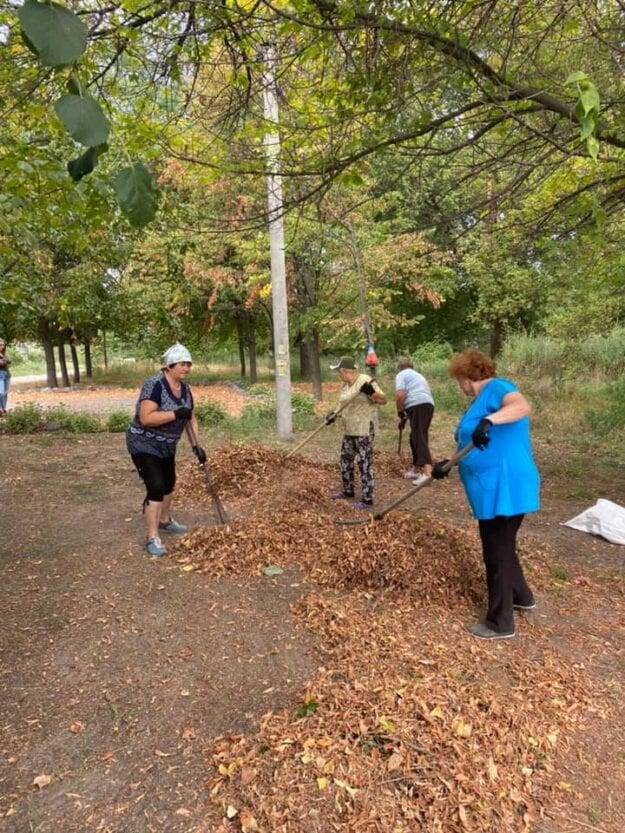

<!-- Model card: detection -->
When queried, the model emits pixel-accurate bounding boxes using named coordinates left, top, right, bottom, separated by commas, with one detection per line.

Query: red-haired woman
left=432, top=349, right=539, bottom=641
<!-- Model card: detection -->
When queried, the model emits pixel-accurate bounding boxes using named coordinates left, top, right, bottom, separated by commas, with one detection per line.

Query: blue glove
left=174, top=406, right=192, bottom=420
left=360, top=381, right=375, bottom=396
left=472, top=418, right=492, bottom=450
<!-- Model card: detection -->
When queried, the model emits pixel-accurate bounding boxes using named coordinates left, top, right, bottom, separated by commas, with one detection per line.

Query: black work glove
left=431, top=460, right=451, bottom=480
left=397, top=411, right=408, bottom=430
left=360, top=381, right=376, bottom=396
left=192, top=445, right=207, bottom=464
left=174, top=406, right=192, bottom=420
left=325, top=411, right=337, bottom=425
left=472, top=418, right=492, bottom=450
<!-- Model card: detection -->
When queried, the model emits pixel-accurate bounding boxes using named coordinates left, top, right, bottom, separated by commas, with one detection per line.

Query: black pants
left=132, top=453, right=176, bottom=502
left=406, top=403, right=434, bottom=468
left=478, top=514, right=534, bottom=633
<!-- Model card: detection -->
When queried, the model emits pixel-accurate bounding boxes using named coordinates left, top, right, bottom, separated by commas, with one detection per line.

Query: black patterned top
left=126, top=373, right=194, bottom=458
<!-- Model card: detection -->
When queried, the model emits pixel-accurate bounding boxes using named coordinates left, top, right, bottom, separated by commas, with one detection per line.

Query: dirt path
left=2, top=415, right=625, bottom=832
left=0, top=435, right=320, bottom=832
left=8, top=381, right=254, bottom=418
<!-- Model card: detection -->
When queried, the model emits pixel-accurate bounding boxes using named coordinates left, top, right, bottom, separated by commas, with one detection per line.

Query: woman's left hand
left=472, top=418, right=492, bottom=450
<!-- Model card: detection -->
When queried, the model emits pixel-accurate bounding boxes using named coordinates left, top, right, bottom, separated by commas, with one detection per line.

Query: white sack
left=562, top=498, right=625, bottom=545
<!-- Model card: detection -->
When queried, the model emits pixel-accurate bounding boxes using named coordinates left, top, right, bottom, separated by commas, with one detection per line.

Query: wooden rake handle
left=373, top=442, right=474, bottom=521
left=184, top=421, right=229, bottom=525
left=334, top=443, right=475, bottom=527
left=285, top=387, right=363, bottom=460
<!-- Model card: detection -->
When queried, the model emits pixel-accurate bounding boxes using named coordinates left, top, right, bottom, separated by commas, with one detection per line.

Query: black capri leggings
left=132, top=453, right=176, bottom=502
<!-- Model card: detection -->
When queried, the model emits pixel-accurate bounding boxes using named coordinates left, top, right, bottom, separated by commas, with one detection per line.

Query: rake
left=284, top=387, right=363, bottom=460
left=334, top=442, right=474, bottom=527
left=184, top=422, right=230, bottom=525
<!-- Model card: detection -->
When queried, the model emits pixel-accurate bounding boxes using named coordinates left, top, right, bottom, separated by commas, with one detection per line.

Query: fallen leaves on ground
left=167, top=443, right=624, bottom=832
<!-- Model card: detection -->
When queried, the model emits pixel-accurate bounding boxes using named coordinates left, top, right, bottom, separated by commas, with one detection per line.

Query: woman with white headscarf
left=126, top=343, right=206, bottom=557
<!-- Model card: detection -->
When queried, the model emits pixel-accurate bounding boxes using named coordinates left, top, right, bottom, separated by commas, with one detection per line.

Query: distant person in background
left=432, top=348, right=539, bottom=641
left=126, top=343, right=206, bottom=557
left=0, top=339, right=11, bottom=416
left=326, top=356, right=387, bottom=510
left=395, top=356, right=434, bottom=484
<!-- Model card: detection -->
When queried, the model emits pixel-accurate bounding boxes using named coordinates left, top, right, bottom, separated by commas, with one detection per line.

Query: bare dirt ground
left=1, top=384, right=625, bottom=833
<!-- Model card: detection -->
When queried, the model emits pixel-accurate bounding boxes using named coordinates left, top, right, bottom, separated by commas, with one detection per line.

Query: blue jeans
left=0, top=370, right=9, bottom=411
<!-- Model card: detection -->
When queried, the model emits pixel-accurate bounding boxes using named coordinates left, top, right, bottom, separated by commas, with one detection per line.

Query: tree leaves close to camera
left=54, top=94, right=110, bottom=147
left=67, top=144, right=108, bottom=182
left=114, top=163, right=158, bottom=228
left=18, top=0, right=87, bottom=67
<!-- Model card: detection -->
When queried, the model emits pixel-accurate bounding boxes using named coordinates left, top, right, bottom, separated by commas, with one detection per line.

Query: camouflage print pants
left=340, top=432, right=374, bottom=503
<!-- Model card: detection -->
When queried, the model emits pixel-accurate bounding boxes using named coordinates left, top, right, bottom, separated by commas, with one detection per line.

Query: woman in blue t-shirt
left=126, top=343, right=206, bottom=557
left=432, top=349, right=539, bottom=641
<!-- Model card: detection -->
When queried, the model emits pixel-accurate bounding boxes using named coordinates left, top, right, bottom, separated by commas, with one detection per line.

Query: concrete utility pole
left=261, top=42, right=293, bottom=440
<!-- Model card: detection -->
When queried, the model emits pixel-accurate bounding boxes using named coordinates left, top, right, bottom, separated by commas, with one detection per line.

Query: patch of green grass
left=550, top=565, right=570, bottom=581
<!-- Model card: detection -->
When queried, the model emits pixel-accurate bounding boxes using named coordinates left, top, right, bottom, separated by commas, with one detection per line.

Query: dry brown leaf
left=33, top=774, right=52, bottom=789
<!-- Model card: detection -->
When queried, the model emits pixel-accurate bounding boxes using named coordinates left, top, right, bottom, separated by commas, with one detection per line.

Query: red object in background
left=365, top=346, right=379, bottom=367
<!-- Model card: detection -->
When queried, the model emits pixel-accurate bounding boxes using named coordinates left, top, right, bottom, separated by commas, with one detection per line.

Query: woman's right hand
left=174, top=406, right=192, bottom=420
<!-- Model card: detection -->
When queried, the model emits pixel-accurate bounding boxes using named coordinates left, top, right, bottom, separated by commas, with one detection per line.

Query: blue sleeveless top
left=455, top=378, right=540, bottom=520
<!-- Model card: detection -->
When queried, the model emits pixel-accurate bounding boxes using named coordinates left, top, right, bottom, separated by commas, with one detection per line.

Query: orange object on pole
left=365, top=344, right=379, bottom=367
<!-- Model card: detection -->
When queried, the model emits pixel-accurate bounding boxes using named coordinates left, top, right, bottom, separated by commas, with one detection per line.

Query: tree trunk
left=490, top=320, right=504, bottom=358
left=84, top=340, right=93, bottom=378
left=236, top=318, right=246, bottom=378
left=248, top=314, right=257, bottom=385
left=308, top=333, right=322, bottom=401
left=41, top=325, right=58, bottom=388
left=102, top=330, right=108, bottom=369
left=299, top=338, right=311, bottom=379
left=70, top=341, right=80, bottom=383
left=57, top=335, right=71, bottom=387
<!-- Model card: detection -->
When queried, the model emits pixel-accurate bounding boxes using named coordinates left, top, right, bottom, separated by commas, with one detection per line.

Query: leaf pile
left=175, top=442, right=336, bottom=503
left=205, top=591, right=594, bottom=833
left=173, top=513, right=485, bottom=609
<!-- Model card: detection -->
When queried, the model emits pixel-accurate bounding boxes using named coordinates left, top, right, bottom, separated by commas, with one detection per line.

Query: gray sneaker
left=159, top=518, right=187, bottom=534
left=146, top=537, right=167, bottom=557
left=468, top=623, right=515, bottom=640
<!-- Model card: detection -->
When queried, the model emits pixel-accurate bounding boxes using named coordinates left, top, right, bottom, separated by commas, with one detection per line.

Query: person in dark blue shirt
left=126, top=343, right=206, bottom=557
left=433, top=349, right=539, bottom=641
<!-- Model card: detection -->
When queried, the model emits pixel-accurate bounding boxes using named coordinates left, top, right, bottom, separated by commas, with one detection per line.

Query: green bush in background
left=195, top=401, right=228, bottom=426
left=290, top=390, right=316, bottom=416
left=1, top=404, right=43, bottom=433
left=42, top=406, right=101, bottom=433
left=107, top=410, right=133, bottom=433
left=44, top=406, right=77, bottom=431
left=585, top=377, right=625, bottom=435
left=239, top=400, right=276, bottom=428
left=68, top=413, right=102, bottom=433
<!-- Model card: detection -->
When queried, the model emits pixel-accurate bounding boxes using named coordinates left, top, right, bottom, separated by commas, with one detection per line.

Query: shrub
left=2, top=404, right=43, bottom=433
left=66, top=412, right=102, bottom=433
left=247, top=383, right=272, bottom=397
left=41, top=407, right=101, bottom=433
left=44, top=406, right=75, bottom=430
left=195, top=401, right=228, bottom=426
left=291, top=390, right=316, bottom=415
left=585, top=377, right=625, bottom=435
left=239, top=400, right=276, bottom=428
left=501, top=333, right=567, bottom=382
left=107, top=410, right=132, bottom=433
